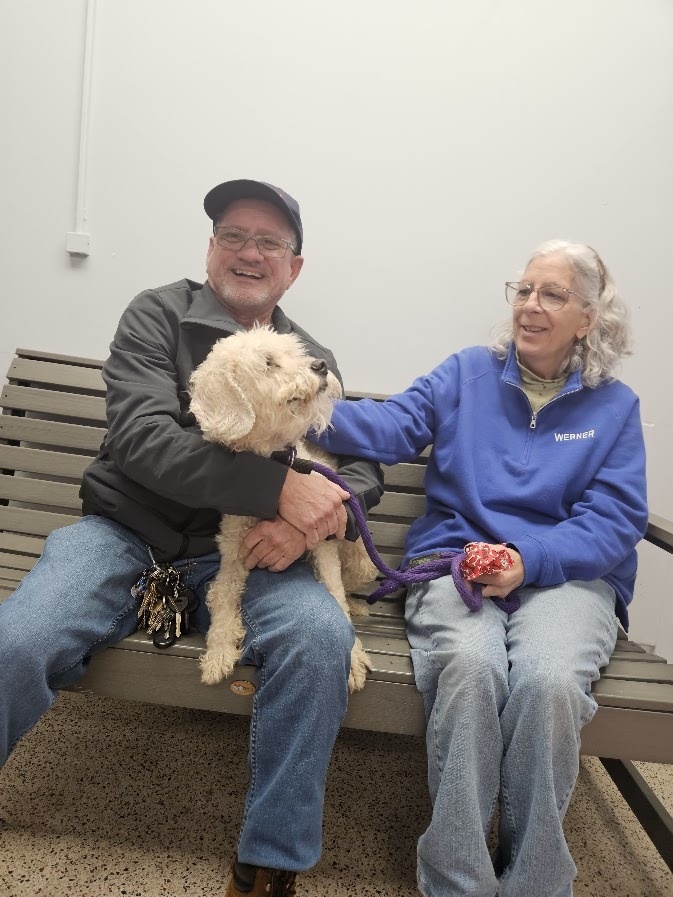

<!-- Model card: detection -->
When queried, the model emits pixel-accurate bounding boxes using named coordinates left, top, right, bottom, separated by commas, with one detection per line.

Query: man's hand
left=471, top=544, right=525, bottom=598
left=277, top=468, right=349, bottom=549
left=240, top=518, right=307, bottom=572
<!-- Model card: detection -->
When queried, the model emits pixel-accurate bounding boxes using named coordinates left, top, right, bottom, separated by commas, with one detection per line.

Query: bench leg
left=600, top=758, right=673, bottom=873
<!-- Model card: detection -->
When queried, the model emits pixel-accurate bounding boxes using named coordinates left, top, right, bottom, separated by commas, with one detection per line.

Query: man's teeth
left=524, top=326, right=545, bottom=332
left=233, top=269, right=263, bottom=279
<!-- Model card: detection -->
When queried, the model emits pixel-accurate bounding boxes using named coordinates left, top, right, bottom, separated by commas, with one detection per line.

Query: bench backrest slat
left=9, top=358, right=106, bottom=392
left=0, top=506, right=80, bottom=538
left=16, top=348, right=104, bottom=368
left=0, top=475, right=82, bottom=509
left=0, top=532, right=46, bottom=556
left=380, top=463, right=425, bottom=490
left=0, top=551, right=37, bottom=572
left=0, top=414, right=105, bottom=451
left=1, top=385, right=107, bottom=421
left=0, top=445, right=91, bottom=480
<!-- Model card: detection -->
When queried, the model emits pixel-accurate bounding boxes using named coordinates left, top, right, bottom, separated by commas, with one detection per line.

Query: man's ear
left=288, top=254, right=304, bottom=287
left=189, top=352, right=255, bottom=445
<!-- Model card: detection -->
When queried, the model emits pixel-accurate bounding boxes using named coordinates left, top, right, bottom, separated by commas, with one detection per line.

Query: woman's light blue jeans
left=406, top=576, right=618, bottom=897
left=0, top=515, right=353, bottom=871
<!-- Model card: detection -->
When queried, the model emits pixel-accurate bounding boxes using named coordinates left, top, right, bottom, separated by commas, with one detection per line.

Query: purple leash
left=309, top=461, right=520, bottom=614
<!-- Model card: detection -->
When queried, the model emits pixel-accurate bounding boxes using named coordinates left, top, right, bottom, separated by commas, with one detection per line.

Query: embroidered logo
left=554, top=430, right=595, bottom=442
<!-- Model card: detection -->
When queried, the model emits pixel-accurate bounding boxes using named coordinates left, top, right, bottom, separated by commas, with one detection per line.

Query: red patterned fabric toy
left=460, top=542, right=514, bottom=581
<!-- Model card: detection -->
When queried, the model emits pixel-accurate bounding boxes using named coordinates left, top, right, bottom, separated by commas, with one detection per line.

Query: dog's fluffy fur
left=189, top=326, right=376, bottom=691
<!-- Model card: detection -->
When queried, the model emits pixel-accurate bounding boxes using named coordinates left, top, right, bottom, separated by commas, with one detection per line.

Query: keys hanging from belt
left=131, top=550, right=199, bottom=649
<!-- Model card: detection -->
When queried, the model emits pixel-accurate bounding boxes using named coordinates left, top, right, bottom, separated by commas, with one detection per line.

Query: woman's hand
left=471, top=544, right=525, bottom=598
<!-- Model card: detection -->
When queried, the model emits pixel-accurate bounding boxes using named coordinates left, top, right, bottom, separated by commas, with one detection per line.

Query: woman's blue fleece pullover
left=315, top=344, right=648, bottom=630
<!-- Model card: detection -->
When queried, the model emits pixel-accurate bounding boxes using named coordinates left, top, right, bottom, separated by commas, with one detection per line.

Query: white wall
left=2, top=0, right=672, bottom=656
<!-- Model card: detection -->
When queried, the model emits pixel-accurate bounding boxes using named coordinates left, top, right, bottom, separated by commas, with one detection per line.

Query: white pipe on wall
left=66, top=0, right=97, bottom=257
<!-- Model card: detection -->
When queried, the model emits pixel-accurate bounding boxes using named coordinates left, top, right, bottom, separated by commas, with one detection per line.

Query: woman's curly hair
left=490, top=240, right=632, bottom=387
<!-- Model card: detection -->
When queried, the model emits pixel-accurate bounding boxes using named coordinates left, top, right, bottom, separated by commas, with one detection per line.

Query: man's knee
left=292, top=593, right=354, bottom=667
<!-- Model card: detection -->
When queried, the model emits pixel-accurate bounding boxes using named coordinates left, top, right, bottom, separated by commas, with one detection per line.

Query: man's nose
left=236, top=236, right=265, bottom=259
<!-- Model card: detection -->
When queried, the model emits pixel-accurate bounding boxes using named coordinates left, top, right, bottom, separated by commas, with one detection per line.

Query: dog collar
left=270, top=446, right=314, bottom=475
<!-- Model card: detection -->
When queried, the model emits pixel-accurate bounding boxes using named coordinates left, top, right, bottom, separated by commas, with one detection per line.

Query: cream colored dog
left=189, top=326, right=376, bottom=691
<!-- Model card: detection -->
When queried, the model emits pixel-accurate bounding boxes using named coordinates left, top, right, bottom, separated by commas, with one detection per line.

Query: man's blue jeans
left=0, top=515, right=354, bottom=871
left=406, top=576, right=618, bottom=897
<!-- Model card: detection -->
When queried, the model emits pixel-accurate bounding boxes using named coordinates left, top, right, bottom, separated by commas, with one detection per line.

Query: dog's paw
left=200, top=650, right=235, bottom=686
left=348, top=640, right=372, bottom=693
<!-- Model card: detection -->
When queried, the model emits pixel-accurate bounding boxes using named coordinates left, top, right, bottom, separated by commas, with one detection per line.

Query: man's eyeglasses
left=213, top=226, right=297, bottom=259
left=505, top=282, right=584, bottom=312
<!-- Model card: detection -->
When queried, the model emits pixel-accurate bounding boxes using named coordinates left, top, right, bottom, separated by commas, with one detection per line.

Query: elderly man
left=0, top=179, right=383, bottom=896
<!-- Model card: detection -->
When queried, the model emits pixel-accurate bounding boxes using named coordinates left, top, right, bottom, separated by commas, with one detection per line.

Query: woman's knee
left=512, top=664, right=591, bottom=727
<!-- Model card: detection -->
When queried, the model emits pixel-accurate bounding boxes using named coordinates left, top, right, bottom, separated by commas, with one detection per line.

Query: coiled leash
left=308, top=460, right=520, bottom=614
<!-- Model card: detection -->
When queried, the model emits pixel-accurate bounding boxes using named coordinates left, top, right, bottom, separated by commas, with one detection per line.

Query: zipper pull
left=530, top=412, right=537, bottom=429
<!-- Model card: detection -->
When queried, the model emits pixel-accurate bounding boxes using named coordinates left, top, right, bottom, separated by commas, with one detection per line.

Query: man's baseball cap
left=203, top=179, right=303, bottom=253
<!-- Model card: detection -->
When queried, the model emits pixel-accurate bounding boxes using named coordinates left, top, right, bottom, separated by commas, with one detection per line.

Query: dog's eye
left=265, top=356, right=279, bottom=368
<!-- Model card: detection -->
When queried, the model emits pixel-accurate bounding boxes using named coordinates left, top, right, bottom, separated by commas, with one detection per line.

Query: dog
left=189, top=325, right=377, bottom=692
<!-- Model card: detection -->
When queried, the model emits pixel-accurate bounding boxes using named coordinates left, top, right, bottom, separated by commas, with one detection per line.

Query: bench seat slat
left=110, top=630, right=416, bottom=683
left=1, top=384, right=106, bottom=422
left=354, top=599, right=404, bottom=619
left=611, top=649, right=667, bottom=663
left=593, top=678, right=673, bottom=712
left=9, top=358, right=106, bottom=393
left=0, top=474, right=83, bottom=509
left=0, top=444, right=92, bottom=479
left=602, top=659, right=673, bottom=684
left=0, top=414, right=105, bottom=451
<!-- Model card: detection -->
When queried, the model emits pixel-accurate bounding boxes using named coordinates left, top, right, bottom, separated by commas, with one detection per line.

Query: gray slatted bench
left=1, top=347, right=672, bottom=871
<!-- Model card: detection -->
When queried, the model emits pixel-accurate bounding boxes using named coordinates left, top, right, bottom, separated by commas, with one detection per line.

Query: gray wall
left=2, top=0, right=672, bottom=657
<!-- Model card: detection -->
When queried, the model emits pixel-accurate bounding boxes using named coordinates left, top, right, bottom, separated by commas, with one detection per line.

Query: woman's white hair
left=489, top=240, right=632, bottom=387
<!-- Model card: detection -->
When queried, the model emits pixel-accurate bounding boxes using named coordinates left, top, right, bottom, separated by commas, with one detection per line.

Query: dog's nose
left=310, top=359, right=328, bottom=377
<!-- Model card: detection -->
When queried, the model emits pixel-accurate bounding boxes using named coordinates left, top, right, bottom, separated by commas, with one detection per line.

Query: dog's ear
left=189, top=357, right=255, bottom=445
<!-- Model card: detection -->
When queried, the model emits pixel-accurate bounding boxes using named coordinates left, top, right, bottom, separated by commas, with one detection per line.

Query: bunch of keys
left=132, top=556, right=198, bottom=649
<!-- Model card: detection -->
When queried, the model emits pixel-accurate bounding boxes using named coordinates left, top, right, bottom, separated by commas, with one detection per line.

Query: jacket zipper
left=507, top=382, right=582, bottom=462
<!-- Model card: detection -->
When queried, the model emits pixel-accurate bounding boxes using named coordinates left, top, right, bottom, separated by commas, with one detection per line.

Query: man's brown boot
left=225, top=863, right=297, bottom=896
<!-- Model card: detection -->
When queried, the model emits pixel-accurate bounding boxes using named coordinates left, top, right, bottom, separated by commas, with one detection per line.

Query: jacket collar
left=501, top=342, right=583, bottom=393
left=180, top=281, right=293, bottom=334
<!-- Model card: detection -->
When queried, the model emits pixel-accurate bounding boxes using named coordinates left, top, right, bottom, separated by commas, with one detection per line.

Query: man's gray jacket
left=80, top=279, right=384, bottom=561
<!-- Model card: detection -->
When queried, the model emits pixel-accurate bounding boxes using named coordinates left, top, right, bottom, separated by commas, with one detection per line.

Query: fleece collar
left=500, top=342, right=583, bottom=395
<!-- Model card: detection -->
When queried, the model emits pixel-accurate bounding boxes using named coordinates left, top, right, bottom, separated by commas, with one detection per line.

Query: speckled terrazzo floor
left=0, top=692, right=671, bottom=897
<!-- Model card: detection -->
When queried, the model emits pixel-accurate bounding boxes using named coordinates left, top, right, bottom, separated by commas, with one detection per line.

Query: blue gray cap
left=204, top=179, right=303, bottom=253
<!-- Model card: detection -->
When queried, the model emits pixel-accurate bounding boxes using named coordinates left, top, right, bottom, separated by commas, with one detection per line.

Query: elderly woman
left=313, top=240, right=647, bottom=897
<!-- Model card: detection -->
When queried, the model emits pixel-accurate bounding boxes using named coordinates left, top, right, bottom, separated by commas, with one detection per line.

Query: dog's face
left=189, top=326, right=342, bottom=454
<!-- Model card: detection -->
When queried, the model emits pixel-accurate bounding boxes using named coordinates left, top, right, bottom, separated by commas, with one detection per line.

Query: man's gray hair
left=489, top=240, right=632, bottom=387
